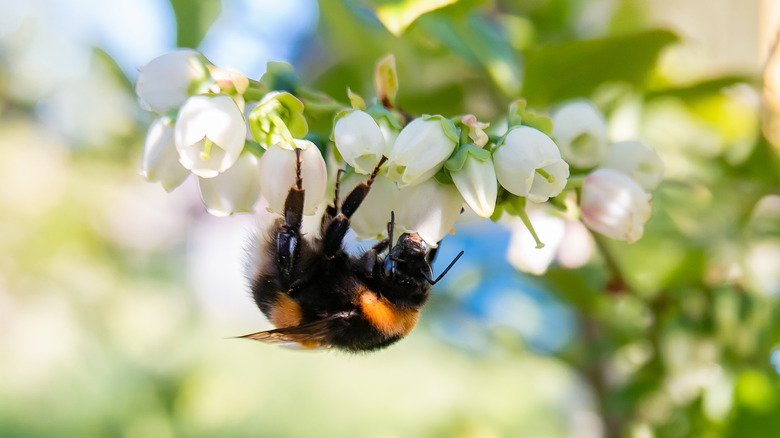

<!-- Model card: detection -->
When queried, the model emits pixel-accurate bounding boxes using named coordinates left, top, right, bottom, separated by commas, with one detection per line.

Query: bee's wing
left=237, top=311, right=356, bottom=348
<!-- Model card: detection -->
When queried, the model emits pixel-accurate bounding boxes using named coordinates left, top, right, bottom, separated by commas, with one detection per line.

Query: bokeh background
left=2, top=0, right=780, bottom=437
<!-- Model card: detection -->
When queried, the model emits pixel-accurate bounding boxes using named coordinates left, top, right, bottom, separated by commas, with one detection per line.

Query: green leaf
left=168, top=0, right=221, bottom=48
left=364, top=0, right=462, bottom=36
left=260, top=61, right=301, bottom=93
left=522, top=29, right=679, bottom=105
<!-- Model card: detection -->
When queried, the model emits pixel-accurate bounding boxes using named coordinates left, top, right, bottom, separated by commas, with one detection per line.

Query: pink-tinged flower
left=333, top=110, right=386, bottom=174
left=493, top=126, right=569, bottom=203
left=136, top=50, right=208, bottom=113
left=394, top=179, right=463, bottom=247
left=258, top=140, right=327, bottom=215
left=387, top=115, right=458, bottom=187
left=140, top=118, right=190, bottom=192
left=552, top=100, right=608, bottom=168
left=174, top=94, right=246, bottom=178
left=580, top=169, right=651, bottom=243
left=339, top=173, right=399, bottom=239
left=197, top=152, right=261, bottom=216
left=601, top=140, right=664, bottom=190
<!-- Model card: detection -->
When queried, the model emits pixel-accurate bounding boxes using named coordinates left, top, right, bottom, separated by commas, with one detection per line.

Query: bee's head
left=380, top=232, right=434, bottom=308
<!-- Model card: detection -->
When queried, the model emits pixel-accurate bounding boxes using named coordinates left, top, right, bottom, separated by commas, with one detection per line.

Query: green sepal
left=259, top=61, right=300, bottom=93
left=243, top=139, right=265, bottom=158
left=508, top=98, right=554, bottom=136
left=522, top=112, right=554, bottom=136
left=347, top=87, right=366, bottom=110
left=366, top=105, right=403, bottom=130
left=421, top=114, right=459, bottom=144
left=248, top=91, right=308, bottom=147
left=508, top=99, right=526, bottom=127
left=444, top=144, right=491, bottom=172
left=434, top=167, right=454, bottom=185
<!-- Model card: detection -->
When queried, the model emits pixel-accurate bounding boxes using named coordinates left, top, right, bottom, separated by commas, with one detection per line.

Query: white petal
left=136, top=49, right=203, bottom=113
left=174, top=95, right=246, bottom=177
left=334, top=110, right=386, bottom=174
left=494, top=126, right=569, bottom=201
left=552, top=100, right=608, bottom=168
left=197, top=152, right=261, bottom=216
left=339, top=173, right=399, bottom=239
left=387, top=118, right=457, bottom=187
left=140, top=118, right=190, bottom=191
left=601, top=140, right=664, bottom=190
left=394, top=179, right=463, bottom=247
left=259, top=140, right=327, bottom=215
left=451, top=156, right=497, bottom=218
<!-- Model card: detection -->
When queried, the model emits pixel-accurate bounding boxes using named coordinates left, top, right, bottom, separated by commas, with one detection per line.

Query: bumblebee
left=240, top=150, right=463, bottom=352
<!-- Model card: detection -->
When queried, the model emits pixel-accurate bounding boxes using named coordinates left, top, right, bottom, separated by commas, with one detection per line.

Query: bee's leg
left=276, top=149, right=305, bottom=286
left=322, top=157, right=388, bottom=257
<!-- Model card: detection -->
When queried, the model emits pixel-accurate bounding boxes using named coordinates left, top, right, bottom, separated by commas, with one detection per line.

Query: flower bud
left=140, top=118, right=190, bottom=192
left=601, top=140, right=664, bottom=190
left=552, top=100, right=608, bottom=168
left=387, top=115, right=458, bottom=187
left=394, top=179, right=463, bottom=247
left=136, top=50, right=207, bottom=113
left=493, top=126, right=569, bottom=203
left=333, top=110, right=386, bottom=174
left=580, top=168, right=651, bottom=243
left=339, top=173, right=399, bottom=239
left=259, top=140, right=327, bottom=215
left=450, top=151, right=497, bottom=218
left=174, top=94, right=246, bottom=178
left=197, top=152, right=260, bottom=216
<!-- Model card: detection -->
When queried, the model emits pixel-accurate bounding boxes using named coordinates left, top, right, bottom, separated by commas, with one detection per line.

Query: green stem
left=514, top=197, right=545, bottom=249
left=565, top=175, right=587, bottom=190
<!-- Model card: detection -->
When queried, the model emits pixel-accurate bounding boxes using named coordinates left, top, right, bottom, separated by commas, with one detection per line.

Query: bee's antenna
left=426, top=250, right=464, bottom=285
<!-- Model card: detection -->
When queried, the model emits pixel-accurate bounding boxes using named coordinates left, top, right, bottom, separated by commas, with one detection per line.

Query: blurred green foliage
left=1, top=0, right=780, bottom=437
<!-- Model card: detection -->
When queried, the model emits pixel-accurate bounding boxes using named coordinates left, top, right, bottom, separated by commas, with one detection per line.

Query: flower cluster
left=137, top=50, right=327, bottom=217
left=137, top=51, right=662, bottom=257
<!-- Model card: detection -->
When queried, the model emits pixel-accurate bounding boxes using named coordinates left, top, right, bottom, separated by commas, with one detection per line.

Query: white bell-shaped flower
left=259, top=140, right=327, bottom=215
left=174, top=94, right=246, bottom=178
left=394, top=179, right=463, bottom=247
left=580, top=168, right=651, bottom=243
left=339, top=173, right=399, bottom=239
left=140, top=118, right=190, bottom=192
left=387, top=116, right=458, bottom=187
left=493, top=126, right=569, bottom=203
left=601, top=140, right=664, bottom=190
left=333, top=110, right=386, bottom=174
left=552, top=100, right=608, bottom=168
left=506, top=209, right=566, bottom=275
left=451, top=152, right=497, bottom=218
left=136, top=49, right=206, bottom=113
left=197, top=152, right=261, bottom=216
